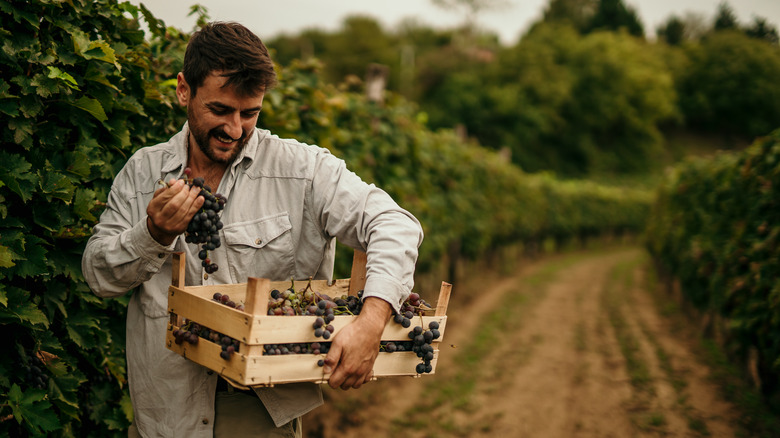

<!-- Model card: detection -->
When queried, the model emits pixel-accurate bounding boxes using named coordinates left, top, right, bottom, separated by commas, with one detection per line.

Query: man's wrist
left=146, top=216, right=176, bottom=246
left=357, top=296, right=392, bottom=333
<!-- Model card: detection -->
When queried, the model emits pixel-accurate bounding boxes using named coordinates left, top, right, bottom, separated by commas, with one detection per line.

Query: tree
left=713, top=1, right=738, bottom=31
left=678, top=31, right=780, bottom=138
left=585, top=0, right=644, bottom=38
left=657, top=15, right=686, bottom=45
left=539, top=0, right=598, bottom=33
left=744, top=16, right=779, bottom=44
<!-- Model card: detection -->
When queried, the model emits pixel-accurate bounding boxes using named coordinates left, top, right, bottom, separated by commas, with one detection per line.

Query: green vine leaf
left=6, top=384, right=61, bottom=434
left=70, top=95, right=107, bottom=122
left=46, top=66, right=79, bottom=90
left=0, top=244, right=15, bottom=268
left=0, top=151, right=36, bottom=201
left=0, top=286, right=49, bottom=327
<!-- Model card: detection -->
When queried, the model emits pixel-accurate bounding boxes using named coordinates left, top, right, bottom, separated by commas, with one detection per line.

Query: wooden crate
left=166, top=250, right=451, bottom=387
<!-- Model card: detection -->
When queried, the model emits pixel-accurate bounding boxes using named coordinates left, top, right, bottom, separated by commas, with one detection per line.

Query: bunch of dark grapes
left=23, top=351, right=49, bottom=390
left=210, top=293, right=244, bottom=358
left=311, top=300, right=336, bottom=340
left=181, top=167, right=226, bottom=274
left=263, top=342, right=331, bottom=356
left=212, top=292, right=245, bottom=312
left=392, top=292, right=431, bottom=328
left=409, top=321, right=440, bottom=374
left=173, top=293, right=246, bottom=361
left=172, top=322, right=201, bottom=346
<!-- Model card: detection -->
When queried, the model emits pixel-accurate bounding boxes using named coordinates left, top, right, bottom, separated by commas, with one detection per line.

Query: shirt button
left=255, top=238, right=262, bottom=245
left=158, top=253, right=165, bottom=259
left=204, top=273, right=209, bottom=280
left=202, top=418, right=209, bottom=425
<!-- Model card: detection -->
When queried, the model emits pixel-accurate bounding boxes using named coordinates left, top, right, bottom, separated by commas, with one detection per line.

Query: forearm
left=356, top=296, right=393, bottom=334
left=82, top=215, right=176, bottom=298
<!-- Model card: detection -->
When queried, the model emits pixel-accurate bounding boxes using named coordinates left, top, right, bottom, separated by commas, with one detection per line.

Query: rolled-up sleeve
left=310, top=152, right=423, bottom=313
left=81, top=175, right=177, bottom=298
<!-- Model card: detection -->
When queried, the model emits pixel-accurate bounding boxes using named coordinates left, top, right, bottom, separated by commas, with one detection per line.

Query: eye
left=241, top=110, right=260, bottom=118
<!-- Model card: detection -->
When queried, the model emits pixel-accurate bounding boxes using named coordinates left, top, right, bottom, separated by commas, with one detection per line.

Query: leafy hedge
left=0, top=1, right=652, bottom=435
left=0, top=0, right=184, bottom=435
left=645, top=129, right=780, bottom=399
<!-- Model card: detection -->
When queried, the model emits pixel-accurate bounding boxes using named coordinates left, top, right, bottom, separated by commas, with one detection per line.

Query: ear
left=176, top=72, right=190, bottom=107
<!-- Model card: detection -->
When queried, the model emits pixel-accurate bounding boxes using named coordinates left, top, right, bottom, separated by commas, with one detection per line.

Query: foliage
left=0, top=0, right=185, bottom=435
left=713, top=1, right=738, bottom=32
left=677, top=31, right=780, bottom=138
left=645, top=129, right=780, bottom=404
left=584, top=0, right=644, bottom=37
left=462, top=24, right=678, bottom=175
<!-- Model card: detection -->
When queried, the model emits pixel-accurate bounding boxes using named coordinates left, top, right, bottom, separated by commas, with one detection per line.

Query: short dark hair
left=182, top=22, right=277, bottom=97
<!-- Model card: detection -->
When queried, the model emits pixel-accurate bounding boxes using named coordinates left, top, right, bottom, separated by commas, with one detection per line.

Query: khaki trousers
left=127, top=391, right=302, bottom=437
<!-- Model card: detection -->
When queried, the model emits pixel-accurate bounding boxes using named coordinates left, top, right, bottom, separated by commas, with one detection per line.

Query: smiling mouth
left=213, top=132, right=239, bottom=144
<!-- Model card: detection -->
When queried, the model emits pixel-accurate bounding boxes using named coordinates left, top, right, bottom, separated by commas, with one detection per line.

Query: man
left=81, top=21, right=423, bottom=437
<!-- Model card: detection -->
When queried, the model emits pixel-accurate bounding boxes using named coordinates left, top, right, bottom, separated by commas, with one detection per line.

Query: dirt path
left=303, top=246, right=739, bottom=437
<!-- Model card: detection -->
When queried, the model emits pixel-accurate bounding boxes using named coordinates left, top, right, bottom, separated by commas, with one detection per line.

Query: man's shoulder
left=114, top=130, right=186, bottom=190
left=252, top=129, right=340, bottom=178
left=257, top=130, right=331, bottom=159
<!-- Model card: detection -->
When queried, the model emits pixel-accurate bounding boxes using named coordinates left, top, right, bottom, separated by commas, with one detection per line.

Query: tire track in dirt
left=627, top=263, right=737, bottom=437
left=471, top=248, right=638, bottom=438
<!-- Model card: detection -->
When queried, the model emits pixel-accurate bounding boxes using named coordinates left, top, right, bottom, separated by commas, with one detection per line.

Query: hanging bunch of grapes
left=180, top=168, right=226, bottom=274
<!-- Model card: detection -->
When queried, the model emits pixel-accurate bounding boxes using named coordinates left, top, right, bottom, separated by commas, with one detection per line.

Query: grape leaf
left=73, top=187, right=97, bottom=221
left=11, top=235, right=49, bottom=278
left=6, top=384, right=61, bottom=434
left=38, top=169, right=76, bottom=203
left=70, top=96, right=108, bottom=122
left=0, top=287, right=49, bottom=328
left=7, top=117, right=34, bottom=149
left=0, top=244, right=16, bottom=268
left=47, top=66, right=79, bottom=90
left=64, top=311, right=100, bottom=348
left=0, top=151, right=36, bottom=201
left=47, top=362, right=86, bottom=421
left=0, top=98, right=19, bottom=116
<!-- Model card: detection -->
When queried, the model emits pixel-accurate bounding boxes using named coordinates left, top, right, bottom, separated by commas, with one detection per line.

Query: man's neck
left=186, top=137, right=228, bottom=191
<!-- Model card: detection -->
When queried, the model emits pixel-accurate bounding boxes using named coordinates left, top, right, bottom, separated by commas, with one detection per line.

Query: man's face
left=180, top=72, right=264, bottom=165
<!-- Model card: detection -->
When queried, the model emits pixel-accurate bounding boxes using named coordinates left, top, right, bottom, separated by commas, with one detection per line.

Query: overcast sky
left=131, top=0, right=780, bottom=45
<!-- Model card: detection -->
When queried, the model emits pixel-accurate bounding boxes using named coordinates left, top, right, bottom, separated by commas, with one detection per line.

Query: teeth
left=216, top=135, right=234, bottom=143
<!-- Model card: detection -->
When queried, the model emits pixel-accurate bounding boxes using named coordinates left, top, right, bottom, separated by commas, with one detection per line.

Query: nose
left=224, top=112, right=242, bottom=140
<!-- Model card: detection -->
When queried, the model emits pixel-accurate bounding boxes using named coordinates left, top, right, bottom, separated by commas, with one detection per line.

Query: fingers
left=324, top=339, right=376, bottom=390
left=147, top=180, right=205, bottom=240
left=323, top=342, right=343, bottom=389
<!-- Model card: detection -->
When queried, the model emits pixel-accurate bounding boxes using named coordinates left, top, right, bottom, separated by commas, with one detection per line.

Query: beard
left=187, top=105, right=251, bottom=165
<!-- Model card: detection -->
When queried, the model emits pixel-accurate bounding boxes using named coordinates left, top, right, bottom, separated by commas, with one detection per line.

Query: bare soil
left=302, top=246, right=740, bottom=437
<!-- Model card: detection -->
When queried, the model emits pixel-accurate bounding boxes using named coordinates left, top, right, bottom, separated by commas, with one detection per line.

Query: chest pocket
left=222, top=213, right=295, bottom=282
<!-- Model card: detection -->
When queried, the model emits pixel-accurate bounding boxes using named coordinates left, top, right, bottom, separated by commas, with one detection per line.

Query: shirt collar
left=159, top=122, right=266, bottom=177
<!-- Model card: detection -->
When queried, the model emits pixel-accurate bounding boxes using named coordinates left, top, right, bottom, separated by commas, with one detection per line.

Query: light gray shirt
left=81, top=123, right=423, bottom=437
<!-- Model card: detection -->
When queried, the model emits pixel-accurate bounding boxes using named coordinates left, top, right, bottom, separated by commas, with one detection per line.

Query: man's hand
left=324, top=297, right=392, bottom=390
left=146, top=178, right=204, bottom=245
